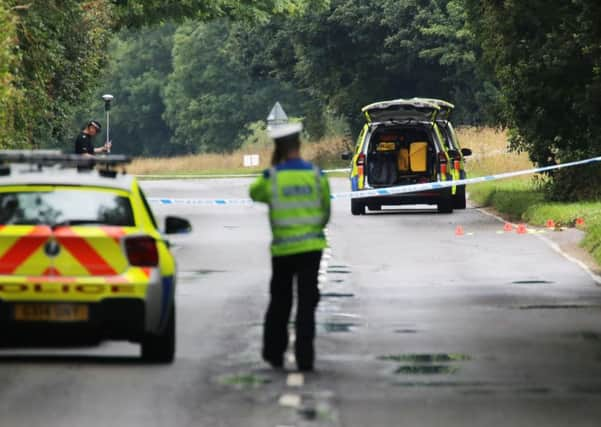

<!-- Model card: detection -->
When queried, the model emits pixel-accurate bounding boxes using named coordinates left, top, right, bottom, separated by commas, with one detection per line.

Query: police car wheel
left=141, top=304, right=175, bottom=364
left=437, top=197, right=454, bottom=214
left=453, top=185, right=467, bottom=209
left=351, top=199, right=365, bottom=215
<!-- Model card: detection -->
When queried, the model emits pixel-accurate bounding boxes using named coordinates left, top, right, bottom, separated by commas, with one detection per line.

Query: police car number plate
left=13, top=304, right=89, bottom=322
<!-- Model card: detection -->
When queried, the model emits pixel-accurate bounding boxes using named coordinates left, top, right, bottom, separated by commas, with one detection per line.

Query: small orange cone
left=546, top=219, right=555, bottom=229
left=503, top=223, right=513, bottom=232
left=516, top=223, right=527, bottom=234
left=455, top=225, right=465, bottom=236
left=576, top=217, right=585, bottom=226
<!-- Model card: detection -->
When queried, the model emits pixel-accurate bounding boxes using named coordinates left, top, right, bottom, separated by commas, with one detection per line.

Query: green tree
left=1, top=1, right=112, bottom=148
left=0, top=1, right=21, bottom=147
left=77, top=24, right=177, bottom=155
left=231, top=0, right=494, bottom=136
left=111, top=0, right=328, bottom=28
left=163, top=20, right=309, bottom=153
left=466, top=0, right=601, bottom=200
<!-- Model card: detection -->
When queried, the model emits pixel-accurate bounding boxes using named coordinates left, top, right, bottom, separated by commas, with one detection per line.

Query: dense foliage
left=466, top=0, right=601, bottom=200
left=86, top=0, right=495, bottom=155
left=0, top=0, right=315, bottom=149
left=0, top=1, right=112, bottom=148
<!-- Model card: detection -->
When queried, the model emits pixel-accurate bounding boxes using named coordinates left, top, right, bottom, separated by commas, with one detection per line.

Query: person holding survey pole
left=74, top=120, right=111, bottom=156
left=249, top=122, right=331, bottom=372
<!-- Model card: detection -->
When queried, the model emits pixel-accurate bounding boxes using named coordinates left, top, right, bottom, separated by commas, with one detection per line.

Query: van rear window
left=0, top=189, right=134, bottom=226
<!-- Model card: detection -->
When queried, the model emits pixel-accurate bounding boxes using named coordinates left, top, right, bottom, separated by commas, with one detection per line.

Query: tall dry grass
left=129, top=136, right=352, bottom=175
left=456, top=127, right=533, bottom=175
left=129, top=127, right=530, bottom=176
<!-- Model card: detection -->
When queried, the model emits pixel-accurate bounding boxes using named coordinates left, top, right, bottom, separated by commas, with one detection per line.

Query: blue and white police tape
left=149, top=197, right=254, bottom=206
left=138, top=168, right=351, bottom=180
left=147, top=155, right=601, bottom=205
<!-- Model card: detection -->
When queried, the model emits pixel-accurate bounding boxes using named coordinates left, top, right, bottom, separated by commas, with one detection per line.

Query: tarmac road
left=0, top=177, right=600, bottom=427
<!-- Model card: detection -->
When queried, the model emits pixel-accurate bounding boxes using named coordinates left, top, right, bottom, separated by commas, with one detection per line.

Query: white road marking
left=286, top=373, right=304, bottom=387
left=278, top=393, right=302, bottom=408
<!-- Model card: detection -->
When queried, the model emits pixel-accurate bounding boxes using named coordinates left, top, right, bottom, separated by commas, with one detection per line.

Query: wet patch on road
left=218, top=372, right=271, bottom=389
left=179, top=269, right=227, bottom=277
left=517, top=304, right=601, bottom=310
left=318, top=322, right=359, bottom=333
left=394, top=365, right=459, bottom=375
left=568, top=385, right=601, bottom=394
left=512, top=280, right=555, bottom=285
left=379, top=353, right=471, bottom=363
left=394, top=381, right=485, bottom=387
left=394, top=329, right=419, bottom=334
left=380, top=353, right=470, bottom=376
left=321, top=292, right=354, bottom=298
left=566, top=331, right=601, bottom=341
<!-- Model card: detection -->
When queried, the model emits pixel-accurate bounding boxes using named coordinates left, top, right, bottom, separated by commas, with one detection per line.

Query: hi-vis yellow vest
left=250, top=160, right=330, bottom=256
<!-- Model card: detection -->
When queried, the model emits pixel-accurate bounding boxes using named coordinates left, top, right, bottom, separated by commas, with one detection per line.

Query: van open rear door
left=362, top=99, right=440, bottom=123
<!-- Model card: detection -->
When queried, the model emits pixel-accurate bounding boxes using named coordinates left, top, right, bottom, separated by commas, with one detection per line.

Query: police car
left=342, top=98, right=464, bottom=215
left=411, top=98, right=472, bottom=209
left=0, top=151, right=191, bottom=363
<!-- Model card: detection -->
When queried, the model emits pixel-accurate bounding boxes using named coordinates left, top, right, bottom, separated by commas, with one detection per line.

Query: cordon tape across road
left=138, top=168, right=351, bottom=180
left=147, top=155, right=601, bottom=206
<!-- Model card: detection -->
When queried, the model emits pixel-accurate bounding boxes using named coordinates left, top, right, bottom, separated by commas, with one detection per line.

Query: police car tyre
left=141, top=304, right=175, bottom=363
left=453, top=185, right=467, bottom=209
left=351, top=199, right=365, bottom=215
left=437, top=197, right=454, bottom=214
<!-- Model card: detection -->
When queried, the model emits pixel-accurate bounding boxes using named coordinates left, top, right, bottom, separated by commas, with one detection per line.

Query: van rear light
left=125, top=236, right=158, bottom=266
left=357, top=153, right=366, bottom=166
left=454, top=159, right=461, bottom=171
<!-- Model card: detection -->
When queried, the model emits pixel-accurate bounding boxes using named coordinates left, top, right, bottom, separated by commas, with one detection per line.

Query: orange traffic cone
left=546, top=219, right=555, bottom=229
left=576, top=217, right=585, bottom=226
left=516, top=223, right=527, bottom=234
left=455, top=225, right=465, bottom=236
left=503, top=223, right=513, bottom=232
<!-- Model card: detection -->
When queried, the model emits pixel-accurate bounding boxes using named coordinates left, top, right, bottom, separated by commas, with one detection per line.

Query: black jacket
left=74, top=132, right=94, bottom=155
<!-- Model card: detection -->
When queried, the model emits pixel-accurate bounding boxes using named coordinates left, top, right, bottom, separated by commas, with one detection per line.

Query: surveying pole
left=102, top=94, right=114, bottom=153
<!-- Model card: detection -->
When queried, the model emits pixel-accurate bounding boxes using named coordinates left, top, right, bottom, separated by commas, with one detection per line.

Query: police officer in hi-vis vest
left=250, top=122, right=331, bottom=371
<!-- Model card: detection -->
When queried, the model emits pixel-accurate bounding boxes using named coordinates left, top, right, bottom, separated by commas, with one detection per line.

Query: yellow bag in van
left=410, top=141, right=428, bottom=172
left=397, top=148, right=409, bottom=172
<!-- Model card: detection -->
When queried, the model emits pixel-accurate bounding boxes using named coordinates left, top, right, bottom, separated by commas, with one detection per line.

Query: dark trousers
left=263, top=250, right=322, bottom=369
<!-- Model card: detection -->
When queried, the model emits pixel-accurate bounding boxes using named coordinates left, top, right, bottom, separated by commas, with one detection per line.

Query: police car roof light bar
left=0, top=151, right=131, bottom=176
left=0, top=150, right=131, bottom=167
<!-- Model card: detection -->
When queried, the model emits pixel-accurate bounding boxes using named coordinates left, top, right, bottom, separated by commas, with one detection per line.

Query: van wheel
left=437, top=198, right=454, bottom=214
left=453, top=185, right=466, bottom=209
left=351, top=200, right=365, bottom=215
left=141, top=304, right=175, bottom=364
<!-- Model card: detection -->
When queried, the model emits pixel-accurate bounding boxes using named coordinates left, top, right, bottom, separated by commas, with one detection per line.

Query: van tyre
left=453, top=185, right=467, bottom=209
left=437, top=197, right=454, bottom=214
left=351, top=199, right=365, bottom=215
left=141, top=304, right=175, bottom=364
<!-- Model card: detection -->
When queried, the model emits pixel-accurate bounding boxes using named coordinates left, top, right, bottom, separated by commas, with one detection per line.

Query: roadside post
left=102, top=94, right=114, bottom=153
left=267, top=101, right=289, bottom=130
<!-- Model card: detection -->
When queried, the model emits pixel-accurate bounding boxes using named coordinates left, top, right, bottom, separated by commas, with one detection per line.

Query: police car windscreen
left=0, top=189, right=134, bottom=227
